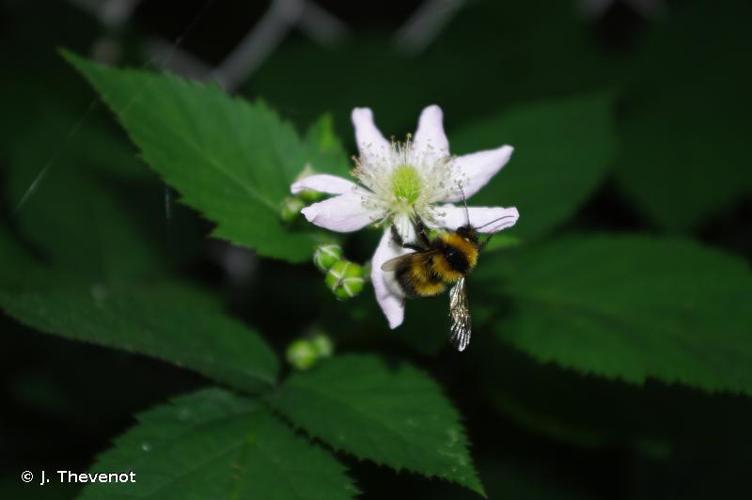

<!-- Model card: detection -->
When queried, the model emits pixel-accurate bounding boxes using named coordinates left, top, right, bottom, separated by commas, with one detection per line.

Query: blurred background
left=1, top=0, right=751, bottom=498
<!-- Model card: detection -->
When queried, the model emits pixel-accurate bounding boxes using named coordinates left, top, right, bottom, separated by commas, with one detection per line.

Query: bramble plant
left=1, top=7, right=751, bottom=494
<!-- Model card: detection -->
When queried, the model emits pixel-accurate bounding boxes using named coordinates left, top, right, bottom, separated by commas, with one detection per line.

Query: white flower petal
left=430, top=205, right=519, bottom=233
left=413, top=104, right=449, bottom=161
left=351, top=107, right=390, bottom=164
left=444, top=145, right=514, bottom=202
left=291, top=174, right=357, bottom=195
left=371, top=229, right=408, bottom=329
left=301, top=191, right=382, bottom=233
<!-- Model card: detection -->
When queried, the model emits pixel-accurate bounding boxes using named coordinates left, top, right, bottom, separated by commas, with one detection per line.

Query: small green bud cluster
left=325, top=260, right=365, bottom=300
left=312, top=244, right=366, bottom=300
left=313, top=244, right=343, bottom=272
left=285, top=332, right=334, bottom=370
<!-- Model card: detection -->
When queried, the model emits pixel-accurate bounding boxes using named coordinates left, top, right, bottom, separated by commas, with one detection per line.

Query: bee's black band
left=442, top=244, right=469, bottom=274
left=395, top=265, right=418, bottom=297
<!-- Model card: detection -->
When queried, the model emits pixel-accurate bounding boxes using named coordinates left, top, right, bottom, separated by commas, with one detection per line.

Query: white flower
left=291, top=105, right=519, bottom=329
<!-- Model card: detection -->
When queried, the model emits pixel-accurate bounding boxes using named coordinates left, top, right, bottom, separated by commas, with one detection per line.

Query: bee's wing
left=381, top=249, right=441, bottom=271
left=449, top=277, right=472, bottom=352
left=380, top=253, right=413, bottom=272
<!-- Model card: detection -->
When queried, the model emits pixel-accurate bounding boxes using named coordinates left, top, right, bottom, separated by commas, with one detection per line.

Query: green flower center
left=391, top=164, right=422, bottom=205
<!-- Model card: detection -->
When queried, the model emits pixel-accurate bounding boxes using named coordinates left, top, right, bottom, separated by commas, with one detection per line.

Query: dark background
left=1, top=0, right=751, bottom=498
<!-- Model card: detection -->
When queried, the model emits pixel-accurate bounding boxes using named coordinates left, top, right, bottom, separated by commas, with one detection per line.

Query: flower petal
left=291, top=174, right=358, bottom=195
left=444, top=145, right=514, bottom=202
left=351, top=107, right=390, bottom=164
left=413, top=104, right=449, bottom=161
left=430, top=205, right=519, bottom=233
left=301, top=191, right=382, bottom=233
left=371, top=229, right=408, bottom=329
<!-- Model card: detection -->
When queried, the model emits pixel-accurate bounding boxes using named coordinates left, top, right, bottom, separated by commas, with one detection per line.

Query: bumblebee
left=382, top=213, right=508, bottom=351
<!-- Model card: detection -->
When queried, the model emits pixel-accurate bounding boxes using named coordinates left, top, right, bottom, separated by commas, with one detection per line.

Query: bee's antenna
left=480, top=233, right=494, bottom=249
left=476, top=213, right=517, bottom=250
left=476, top=213, right=516, bottom=231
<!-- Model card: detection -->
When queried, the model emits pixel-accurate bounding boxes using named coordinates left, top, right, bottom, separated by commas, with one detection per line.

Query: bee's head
left=456, top=224, right=479, bottom=246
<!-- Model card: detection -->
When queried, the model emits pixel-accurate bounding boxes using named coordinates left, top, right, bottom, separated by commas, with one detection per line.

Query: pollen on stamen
left=352, top=134, right=458, bottom=226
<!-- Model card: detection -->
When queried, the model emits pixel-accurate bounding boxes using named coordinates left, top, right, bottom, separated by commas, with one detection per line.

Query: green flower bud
left=325, top=260, right=365, bottom=300
left=310, top=333, right=334, bottom=358
left=285, top=339, right=318, bottom=370
left=313, top=244, right=343, bottom=272
left=296, top=164, right=325, bottom=203
left=298, top=189, right=325, bottom=204
left=280, top=196, right=304, bottom=223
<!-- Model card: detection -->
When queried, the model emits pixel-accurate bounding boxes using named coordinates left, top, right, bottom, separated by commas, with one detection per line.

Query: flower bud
left=295, top=164, right=325, bottom=203
left=310, top=333, right=334, bottom=358
left=280, top=196, right=304, bottom=223
left=325, top=260, right=365, bottom=300
left=285, top=339, right=318, bottom=370
left=298, top=189, right=325, bottom=204
left=285, top=332, right=335, bottom=370
left=313, top=244, right=343, bottom=272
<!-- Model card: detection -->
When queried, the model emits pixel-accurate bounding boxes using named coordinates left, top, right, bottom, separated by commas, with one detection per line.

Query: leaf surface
left=614, top=0, right=752, bottom=230
left=79, top=388, right=357, bottom=500
left=478, top=235, right=752, bottom=394
left=272, top=354, right=484, bottom=496
left=0, top=278, right=279, bottom=393
left=6, top=114, right=162, bottom=281
left=66, top=53, right=344, bottom=263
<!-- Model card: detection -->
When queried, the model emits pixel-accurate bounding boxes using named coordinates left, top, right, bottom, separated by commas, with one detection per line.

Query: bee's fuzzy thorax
left=438, top=232, right=479, bottom=270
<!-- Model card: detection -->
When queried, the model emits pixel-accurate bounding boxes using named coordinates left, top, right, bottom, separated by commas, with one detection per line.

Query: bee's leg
left=412, top=215, right=431, bottom=248
left=479, top=233, right=494, bottom=250
left=390, top=224, right=425, bottom=252
left=390, top=224, right=405, bottom=246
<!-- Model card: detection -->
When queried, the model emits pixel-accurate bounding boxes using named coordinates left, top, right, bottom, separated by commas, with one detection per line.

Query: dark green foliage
left=477, top=235, right=752, bottom=393
left=272, top=355, right=484, bottom=495
left=0, top=280, right=280, bottom=393
left=1, top=2, right=751, bottom=499
left=6, top=115, right=162, bottom=281
left=451, top=94, right=617, bottom=240
left=79, top=389, right=357, bottom=500
left=614, top=1, right=752, bottom=231
left=66, top=53, right=345, bottom=263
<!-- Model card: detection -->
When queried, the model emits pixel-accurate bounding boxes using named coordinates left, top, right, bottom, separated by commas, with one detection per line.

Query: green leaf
left=477, top=235, right=752, bottom=394
left=65, top=52, right=342, bottom=263
left=450, top=93, right=616, bottom=240
left=303, top=114, right=351, bottom=178
left=0, top=224, right=41, bottom=287
left=614, top=0, right=752, bottom=231
left=80, top=388, right=357, bottom=500
left=0, top=276, right=279, bottom=393
left=271, top=354, right=485, bottom=496
left=6, top=115, right=163, bottom=281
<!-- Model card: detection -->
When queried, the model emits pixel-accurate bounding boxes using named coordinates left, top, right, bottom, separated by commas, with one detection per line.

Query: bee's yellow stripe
left=412, top=281, right=446, bottom=297
left=432, top=256, right=464, bottom=282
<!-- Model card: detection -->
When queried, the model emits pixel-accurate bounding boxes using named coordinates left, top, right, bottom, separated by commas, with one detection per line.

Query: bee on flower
left=291, top=105, right=518, bottom=350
